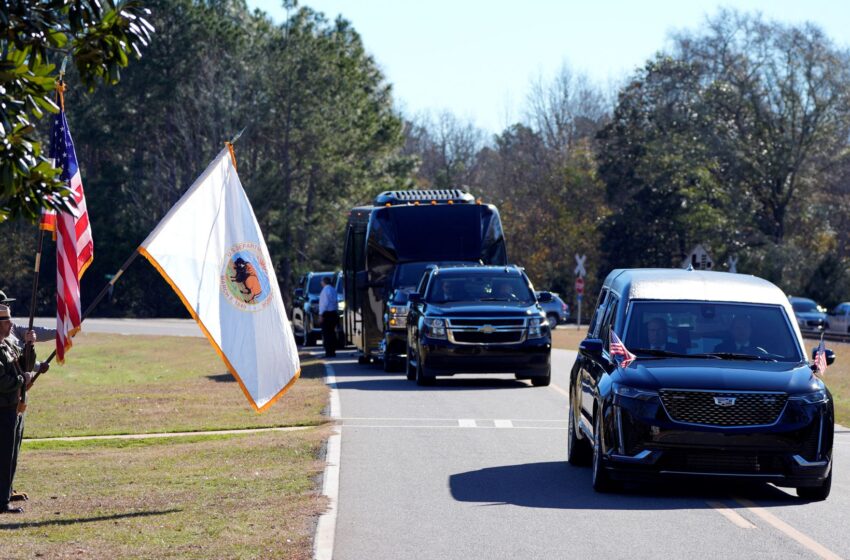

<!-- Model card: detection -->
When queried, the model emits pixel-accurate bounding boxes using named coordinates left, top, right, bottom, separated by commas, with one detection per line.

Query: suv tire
left=547, top=313, right=559, bottom=328
left=405, top=346, right=416, bottom=381
left=592, top=412, right=617, bottom=493
left=531, top=367, right=551, bottom=387
left=415, top=352, right=435, bottom=386
left=568, top=395, right=592, bottom=466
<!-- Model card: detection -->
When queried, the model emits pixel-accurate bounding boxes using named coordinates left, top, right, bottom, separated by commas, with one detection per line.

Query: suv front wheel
left=592, top=412, right=618, bottom=493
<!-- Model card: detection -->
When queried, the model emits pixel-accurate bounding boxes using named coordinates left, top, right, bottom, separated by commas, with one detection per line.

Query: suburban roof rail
left=373, top=189, right=475, bottom=205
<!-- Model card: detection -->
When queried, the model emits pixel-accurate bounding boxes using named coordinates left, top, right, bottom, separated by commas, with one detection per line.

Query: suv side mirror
left=408, top=292, right=421, bottom=304
left=812, top=347, right=836, bottom=366
left=294, top=288, right=304, bottom=299
left=579, top=338, right=604, bottom=358
left=537, top=292, right=553, bottom=303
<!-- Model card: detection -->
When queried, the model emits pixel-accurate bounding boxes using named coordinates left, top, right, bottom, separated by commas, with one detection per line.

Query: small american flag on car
left=609, top=329, right=636, bottom=368
left=814, top=336, right=827, bottom=377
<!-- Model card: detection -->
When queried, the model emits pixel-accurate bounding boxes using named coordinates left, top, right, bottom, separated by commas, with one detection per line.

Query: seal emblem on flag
left=221, top=242, right=272, bottom=310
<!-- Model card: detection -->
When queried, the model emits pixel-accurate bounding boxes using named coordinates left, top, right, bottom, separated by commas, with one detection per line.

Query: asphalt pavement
left=328, top=348, right=850, bottom=560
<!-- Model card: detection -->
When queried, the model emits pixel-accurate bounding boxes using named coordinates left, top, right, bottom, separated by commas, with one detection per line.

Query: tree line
left=2, top=2, right=849, bottom=320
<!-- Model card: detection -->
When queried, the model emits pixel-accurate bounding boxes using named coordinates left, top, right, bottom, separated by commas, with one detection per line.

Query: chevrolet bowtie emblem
left=480, top=325, right=496, bottom=334
left=714, top=396, right=736, bottom=407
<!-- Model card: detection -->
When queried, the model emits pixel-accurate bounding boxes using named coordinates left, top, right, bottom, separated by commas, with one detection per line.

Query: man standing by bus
left=318, top=276, right=339, bottom=358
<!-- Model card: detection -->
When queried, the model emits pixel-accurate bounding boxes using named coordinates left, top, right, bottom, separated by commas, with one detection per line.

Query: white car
left=827, top=302, right=850, bottom=334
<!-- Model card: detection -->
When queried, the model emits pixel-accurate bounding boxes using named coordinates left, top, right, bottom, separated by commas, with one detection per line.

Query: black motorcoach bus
left=343, top=189, right=507, bottom=368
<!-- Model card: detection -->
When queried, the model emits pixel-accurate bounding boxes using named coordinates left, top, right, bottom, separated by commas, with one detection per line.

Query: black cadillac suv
left=568, top=268, right=835, bottom=500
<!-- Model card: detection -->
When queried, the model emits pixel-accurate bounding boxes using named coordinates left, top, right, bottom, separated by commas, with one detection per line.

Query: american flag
left=814, top=336, right=827, bottom=377
left=609, top=329, right=636, bottom=368
left=42, top=105, right=94, bottom=363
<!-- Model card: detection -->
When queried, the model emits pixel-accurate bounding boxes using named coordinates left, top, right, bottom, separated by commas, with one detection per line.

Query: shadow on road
left=333, top=375, right=530, bottom=392
left=449, top=461, right=800, bottom=510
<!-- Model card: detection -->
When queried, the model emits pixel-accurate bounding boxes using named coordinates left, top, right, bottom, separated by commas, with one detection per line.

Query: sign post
left=574, top=254, right=586, bottom=330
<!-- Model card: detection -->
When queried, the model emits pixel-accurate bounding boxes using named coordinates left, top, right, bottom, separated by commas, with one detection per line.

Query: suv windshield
left=427, top=273, right=534, bottom=304
left=394, top=261, right=468, bottom=289
left=624, top=301, right=802, bottom=362
left=791, top=299, right=818, bottom=313
left=307, top=275, right=329, bottom=295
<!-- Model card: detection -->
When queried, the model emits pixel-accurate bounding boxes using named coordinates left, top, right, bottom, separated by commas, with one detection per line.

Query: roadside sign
left=683, top=245, right=713, bottom=270
left=574, top=254, right=586, bottom=278
left=575, top=276, right=585, bottom=295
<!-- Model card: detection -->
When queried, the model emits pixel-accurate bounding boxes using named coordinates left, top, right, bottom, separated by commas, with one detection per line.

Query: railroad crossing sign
left=574, top=254, right=586, bottom=278
left=575, top=276, right=585, bottom=295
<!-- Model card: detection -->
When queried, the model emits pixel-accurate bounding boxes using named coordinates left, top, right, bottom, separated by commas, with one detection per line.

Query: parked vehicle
left=568, top=268, right=835, bottom=500
left=826, top=302, right=850, bottom=334
left=536, top=291, right=569, bottom=326
left=343, top=189, right=507, bottom=369
left=789, top=296, right=828, bottom=333
left=405, top=265, right=551, bottom=386
left=292, top=271, right=343, bottom=347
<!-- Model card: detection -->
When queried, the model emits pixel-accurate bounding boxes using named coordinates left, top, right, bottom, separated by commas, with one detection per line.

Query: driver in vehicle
left=494, top=280, right=516, bottom=301
left=645, top=318, right=671, bottom=351
left=715, top=315, right=756, bottom=353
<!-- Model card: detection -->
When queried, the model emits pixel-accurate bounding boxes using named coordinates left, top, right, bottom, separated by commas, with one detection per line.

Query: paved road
left=329, top=348, right=850, bottom=560
left=31, top=316, right=203, bottom=338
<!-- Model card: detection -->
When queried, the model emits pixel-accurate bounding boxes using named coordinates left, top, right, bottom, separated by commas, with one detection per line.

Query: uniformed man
left=0, top=290, right=53, bottom=505
left=0, top=303, right=37, bottom=514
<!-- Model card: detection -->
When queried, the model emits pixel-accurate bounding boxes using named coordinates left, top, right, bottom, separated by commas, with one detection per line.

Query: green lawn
left=25, top=333, right=327, bottom=438
left=0, top=333, right=330, bottom=559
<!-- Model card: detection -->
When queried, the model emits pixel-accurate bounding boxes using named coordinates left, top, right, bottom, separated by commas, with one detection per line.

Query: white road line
left=494, top=419, right=513, bottom=428
left=549, top=382, right=571, bottom=399
left=705, top=501, right=756, bottom=529
left=458, top=419, right=477, bottom=428
left=314, top=364, right=342, bottom=560
left=338, top=416, right=567, bottom=423
left=734, top=498, right=843, bottom=560
left=342, top=425, right=568, bottom=431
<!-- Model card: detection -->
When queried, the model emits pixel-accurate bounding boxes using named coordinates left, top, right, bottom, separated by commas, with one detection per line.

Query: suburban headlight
left=528, top=316, right=546, bottom=339
left=423, top=317, right=446, bottom=339
left=388, top=305, right=409, bottom=329
left=338, top=300, right=345, bottom=311
left=613, top=383, right=658, bottom=401
left=789, top=389, right=829, bottom=404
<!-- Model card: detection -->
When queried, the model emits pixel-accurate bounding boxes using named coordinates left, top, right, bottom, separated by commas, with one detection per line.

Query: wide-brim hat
left=0, top=290, right=14, bottom=304
left=0, top=304, right=10, bottom=321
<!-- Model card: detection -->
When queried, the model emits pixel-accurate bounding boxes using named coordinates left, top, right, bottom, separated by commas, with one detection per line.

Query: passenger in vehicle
left=645, top=318, right=670, bottom=351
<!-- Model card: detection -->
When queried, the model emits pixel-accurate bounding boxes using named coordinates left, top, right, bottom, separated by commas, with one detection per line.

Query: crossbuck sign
left=574, top=254, right=586, bottom=278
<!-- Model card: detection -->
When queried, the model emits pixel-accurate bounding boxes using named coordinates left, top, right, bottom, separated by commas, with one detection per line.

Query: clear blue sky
left=247, top=0, right=850, bottom=134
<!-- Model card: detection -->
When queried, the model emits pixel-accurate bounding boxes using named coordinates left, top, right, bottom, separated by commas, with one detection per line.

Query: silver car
left=535, top=291, right=570, bottom=327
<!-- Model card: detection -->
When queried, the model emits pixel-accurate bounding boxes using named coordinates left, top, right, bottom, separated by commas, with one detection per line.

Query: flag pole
left=32, top=250, right=140, bottom=376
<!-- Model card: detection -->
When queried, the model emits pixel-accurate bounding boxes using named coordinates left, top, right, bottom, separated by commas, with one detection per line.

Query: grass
left=0, top=333, right=330, bottom=559
left=25, top=333, right=328, bottom=438
left=2, top=429, right=329, bottom=559
left=551, top=327, right=850, bottom=426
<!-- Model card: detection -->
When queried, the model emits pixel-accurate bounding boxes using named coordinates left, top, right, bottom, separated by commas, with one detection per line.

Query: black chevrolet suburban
left=405, top=265, right=552, bottom=386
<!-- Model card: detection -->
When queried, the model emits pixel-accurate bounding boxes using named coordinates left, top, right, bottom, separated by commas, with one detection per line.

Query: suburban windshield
left=308, top=275, right=330, bottom=295
left=394, top=261, right=468, bottom=289
left=427, top=274, right=534, bottom=304
left=791, top=300, right=818, bottom=313
left=624, top=301, right=803, bottom=362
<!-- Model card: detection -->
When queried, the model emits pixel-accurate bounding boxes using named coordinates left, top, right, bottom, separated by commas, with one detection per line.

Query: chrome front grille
left=446, top=317, right=527, bottom=345
left=659, top=389, right=788, bottom=427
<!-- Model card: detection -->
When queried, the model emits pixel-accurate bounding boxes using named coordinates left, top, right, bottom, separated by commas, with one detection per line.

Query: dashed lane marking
left=734, top=497, right=843, bottom=560
left=494, top=419, right=513, bottom=428
left=458, top=419, right=477, bottom=428
left=706, top=501, right=756, bottom=529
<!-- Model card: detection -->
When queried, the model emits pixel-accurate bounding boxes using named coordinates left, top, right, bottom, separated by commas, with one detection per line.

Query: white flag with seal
left=139, top=147, right=300, bottom=412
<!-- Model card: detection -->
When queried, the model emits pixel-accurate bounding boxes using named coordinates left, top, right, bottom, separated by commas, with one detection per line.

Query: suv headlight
left=388, top=305, right=409, bottom=329
left=528, top=316, right=546, bottom=339
left=789, top=389, right=829, bottom=404
left=423, top=317, right=447, bottom=339
left=613, top=383, right=658, bottom=401
left=338, top=300, right=346, bottom=311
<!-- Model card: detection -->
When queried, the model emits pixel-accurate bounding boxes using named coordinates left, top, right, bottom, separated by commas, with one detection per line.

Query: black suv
left=568, top=268, right=835, bottom=500
left=405, top=265, right=551, bottom=386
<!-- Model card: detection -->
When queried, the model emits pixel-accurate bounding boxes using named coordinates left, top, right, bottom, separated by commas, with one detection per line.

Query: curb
left=314, top=362, right=341, bottom=560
